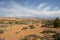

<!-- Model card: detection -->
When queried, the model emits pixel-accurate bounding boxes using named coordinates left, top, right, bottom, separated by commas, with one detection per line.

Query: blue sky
left=0, top=0, right=60, bottom=18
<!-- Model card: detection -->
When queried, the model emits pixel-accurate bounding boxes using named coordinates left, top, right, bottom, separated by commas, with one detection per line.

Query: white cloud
left=54, top=7, right=58, bottom=9
left=36, top=3, right=46, bottom=10
left=0, top=1, right=60, bottom=18
left=43, top=6, right=51, bottom=11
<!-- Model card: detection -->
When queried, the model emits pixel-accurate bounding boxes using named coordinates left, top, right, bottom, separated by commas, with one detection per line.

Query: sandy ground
left=0, top=18, right=60, bottom=40
left=0, top=24, right=60, bottom=40
left=0, top=24, right=43, bottom=40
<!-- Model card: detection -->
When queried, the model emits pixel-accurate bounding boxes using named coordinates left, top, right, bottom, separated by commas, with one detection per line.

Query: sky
left=0, top=0, right=60, bottom=18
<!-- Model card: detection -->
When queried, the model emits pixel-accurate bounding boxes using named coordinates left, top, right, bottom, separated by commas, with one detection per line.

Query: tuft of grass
left=41, top=29, right=56, bottom=34
left=29, top=25, right=35, bottom=29
left=21, top=27, right=28, bottom=30
left=19, top=34, right=41, bottom=40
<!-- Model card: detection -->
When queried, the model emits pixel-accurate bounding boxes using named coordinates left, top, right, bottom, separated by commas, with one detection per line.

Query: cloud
left=43, top=6, right=52, bottom=11
left=36, top=3, right=46, bottom=10
left=54, top=7, right=58, bottom=9
left=0, top=1, right=60, bottom=18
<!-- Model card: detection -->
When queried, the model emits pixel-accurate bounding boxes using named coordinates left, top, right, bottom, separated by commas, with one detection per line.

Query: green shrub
left=53, top=17, right=60, bottom=28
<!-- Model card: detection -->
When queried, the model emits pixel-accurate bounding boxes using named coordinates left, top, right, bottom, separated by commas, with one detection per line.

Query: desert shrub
left=0, top=21, right=13, bottom=24
left=41, top=34, right=52, bottom=40
left=53, top=33, right=60, bottom=40
left=15, top=21, right=26, bottom=24
left=9, top=21, right=13, bottom=24
left=53, top=17, right=60, bottom=28
left=41, top=36, right=49, bottom=40
left=0, top=24, right=7, bottom=28
left=0, top=21, right=4, bottom=24
left=29, top=25, right=35, bottom=29
left=41, top=24, right=46, bottom=27
left=15, top=21, right=19, bottom=24
left=17, top=20, right=28, bottom=25
left=4, top=30, right=7, bottom=31
left=20, top=34, right=41, bottom=40
left=25, top=34, right=40, bottom=38
left=41, top=29, right=56, bottom=34
left=0, top=38, right=5, bottom=40
left=42, top=19, right=54, bottom=27
left=21, top=27, right=28, bottom=30
left=0, top=30, right=4, bottom=34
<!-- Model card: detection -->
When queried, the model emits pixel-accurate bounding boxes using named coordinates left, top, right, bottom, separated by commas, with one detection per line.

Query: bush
left=52, top=33, right=60, bottom=40
left=21, top=27, right=28, bottom=30
left=41, top=29, right=56, bottom=34
left=20, top=34, right=41, bottom=40
left=41, top=20, right=53, bottom=27
left=9, top=21, right=13, bottom=24
left=15, top=21, right=19, bottom=24
left=53, top=17, right=60, bottom=28
left=0, top=38, right=5, bottom=40
left=0, top=30, right=4, bottom=34
left=0, top=24, right=7, bottom=28
left=41, top=34, right=52, bottom=40
left=29, top=25, right=35, bottom=29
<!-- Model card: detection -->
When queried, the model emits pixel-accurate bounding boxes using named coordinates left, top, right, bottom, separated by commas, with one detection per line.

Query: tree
left=53, top=17, right=60, bottom=28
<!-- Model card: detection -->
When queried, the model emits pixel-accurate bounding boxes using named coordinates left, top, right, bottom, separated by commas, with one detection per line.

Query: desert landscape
left=0, top=0, right=60, bottom=40
left=0, top=17, right=60, bottom=40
